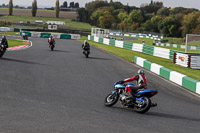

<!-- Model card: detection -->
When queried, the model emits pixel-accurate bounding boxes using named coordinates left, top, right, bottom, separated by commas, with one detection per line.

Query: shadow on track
left=87, top=56, right=111, bottom=61
left=51, top=50, right=69, bottom=53
left=146, top=112, right=200, bottom=122
left=107, top=106, right=200, bottom=122
left=0, top=57, right=45, bottom=65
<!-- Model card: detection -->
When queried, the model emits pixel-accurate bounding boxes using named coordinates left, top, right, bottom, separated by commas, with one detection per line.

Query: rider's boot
left=151, top=102, right=157, bottom=107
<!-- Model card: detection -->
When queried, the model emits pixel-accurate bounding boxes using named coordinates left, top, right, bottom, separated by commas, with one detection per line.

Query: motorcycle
left=23, top=35, right=28, bottom=40
left=0, top=44, right=6, bottom=58
left=83, top=46, right=90, bottom=58
left=104, top=81, right=158, bottom=113
left=49, top=42, right=55, bottom=51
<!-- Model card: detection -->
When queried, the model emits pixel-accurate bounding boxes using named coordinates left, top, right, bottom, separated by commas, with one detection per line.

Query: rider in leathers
left=82, top=40, right=90, bottom=54
left=48, top=35, right=55, bottom=47
left=0, top=36, right=8, bottom=56
left=118, top=69, right=147, bottom=100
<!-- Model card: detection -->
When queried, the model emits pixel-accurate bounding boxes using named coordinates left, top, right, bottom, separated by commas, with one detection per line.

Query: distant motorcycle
left=104, top=81, right=158, bottom=113
left=0, top=44, right=6, bottom=58
left=23, top=35, right=28, bottom=40
left=83, top=46, right=90, bottom=58
left=22, top=33, right=28, bottom=40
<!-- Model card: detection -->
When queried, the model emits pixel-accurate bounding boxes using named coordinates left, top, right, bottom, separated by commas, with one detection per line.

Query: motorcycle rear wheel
left=51, top=45, right=54, bottom=51
left=104, top=93, right=119, bottom=107
left=134, top=96, right=151, bottom=114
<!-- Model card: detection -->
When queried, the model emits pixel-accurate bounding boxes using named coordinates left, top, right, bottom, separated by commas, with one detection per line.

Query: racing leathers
left=48, top=37, right=55, bottom=47
left=119, top=74, right=147, bottom=100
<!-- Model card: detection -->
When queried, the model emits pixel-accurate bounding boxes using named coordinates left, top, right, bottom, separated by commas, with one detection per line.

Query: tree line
left=77, top=0, right=200, bottom=37
left=61, top=1, right=79, bottom=8
left=8, top=0, right=63, bottom=18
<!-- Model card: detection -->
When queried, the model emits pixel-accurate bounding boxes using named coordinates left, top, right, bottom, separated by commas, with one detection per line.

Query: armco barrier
left=71, top=34, right=81, bottom=40
left=20, top=31, right=31, bottom=37
left=134, top=56, right=200, bottom=95
left=110, top=33, right=162, bottom=41
left=41, top=32, right=51, bottom=38
left=88, top=35, right=181, bottom=60
left=156, top=42, right=200, bottom=51
left=60, top=34, right=71, bottom=39
left=51, top=33, right=61, bottom=39
left=20, top=31, right=80, bottom=40
left=31, top=32, right=41, bottom=38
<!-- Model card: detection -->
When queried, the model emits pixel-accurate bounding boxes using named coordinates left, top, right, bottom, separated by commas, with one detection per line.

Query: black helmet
left=138, top=69, right=145, bottom=75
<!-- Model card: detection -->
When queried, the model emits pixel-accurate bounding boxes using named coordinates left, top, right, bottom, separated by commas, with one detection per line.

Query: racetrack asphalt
left=0, top=37, right=200, bottom=133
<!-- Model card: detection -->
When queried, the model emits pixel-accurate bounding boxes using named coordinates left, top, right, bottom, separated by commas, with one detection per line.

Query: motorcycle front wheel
left=134, top=96, right=151, bottom=114
left=104, top=93, right=119, bottom=107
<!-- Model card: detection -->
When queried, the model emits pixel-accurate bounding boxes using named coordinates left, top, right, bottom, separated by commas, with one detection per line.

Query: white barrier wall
left=150, top=63, right=163, bottom=75
left=71, top=34, right=81, bottom=40
left=132, top=43, right=143, bottom=52
left=31, top=32, right=41, bottom=38
left=103, top=38, right=110, bottom=45
left=154, top=47, right=170, bottom=59
left=51, top=33, right=61, bottom=39
left=170, top=71, right=186, bottom=86
left=0, top=27, right=14, bottom=32
left=136, top=57, right=146, bottom=67
left=94, top=36, right=99, bottom=42
left=115, top=40, right=123, bottom=48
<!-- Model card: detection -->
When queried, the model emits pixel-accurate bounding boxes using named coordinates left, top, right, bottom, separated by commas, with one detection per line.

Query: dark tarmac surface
left=0, top=37, right=199, bottom=133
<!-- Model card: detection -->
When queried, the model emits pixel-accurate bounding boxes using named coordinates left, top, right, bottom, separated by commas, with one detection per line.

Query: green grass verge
left=126, top=37, right=154, bottom=45
left=80, top=36, right=200, bottom=81
left=7, top=39, right=28, bottom=47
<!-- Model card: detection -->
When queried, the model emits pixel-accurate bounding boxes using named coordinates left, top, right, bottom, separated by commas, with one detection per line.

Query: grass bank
left=7, top=39, right=29, bottom=47
left=80, top=36, right=200, bottom=81
left=0, top=15, right=96, bottom=31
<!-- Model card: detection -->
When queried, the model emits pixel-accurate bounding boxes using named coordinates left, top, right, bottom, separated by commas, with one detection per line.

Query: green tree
left=85, top=0, right=109, bottom=16
left=170, top=7, right=198, bottom=15
left=75, top=3, right=79, bottom=8
left=55, top=0, right=60, bottom=18
left=63, top=1, right=67, bottom=8
left=8, top=0, right=13, bottom=15
left=99, top=11, right=114, bottom=28
left=77, top=8, right=89, bottom=22
left=128, top=9, right=144, bottom=24
left=158, top=17, right=180, bottom=37
left=90, top=8, right=105, bottom=25
left=150, top=16, right=162, bottom=32
left=69, top=2, right=75, bottom=8
left=140, top=0, right=163, bottom=14
left=118, top=11, right=128, bottom=22
left=157, top=7, right=170, bottom=16
left=143, top=20, right=154, bottom=31
left=32, top=0, right=37, bottom=17
left=182, top=12, right=200, bottom=36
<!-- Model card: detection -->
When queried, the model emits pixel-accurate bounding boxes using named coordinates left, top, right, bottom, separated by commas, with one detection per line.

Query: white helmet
left=138, top=69, right=145, bottom=75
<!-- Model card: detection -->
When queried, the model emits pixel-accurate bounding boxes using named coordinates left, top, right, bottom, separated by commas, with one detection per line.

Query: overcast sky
left=0, top=0, right=199, bottom=10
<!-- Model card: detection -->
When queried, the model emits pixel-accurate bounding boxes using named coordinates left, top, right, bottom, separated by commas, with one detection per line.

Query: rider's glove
left=118, top=81, right=125, bottom=84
